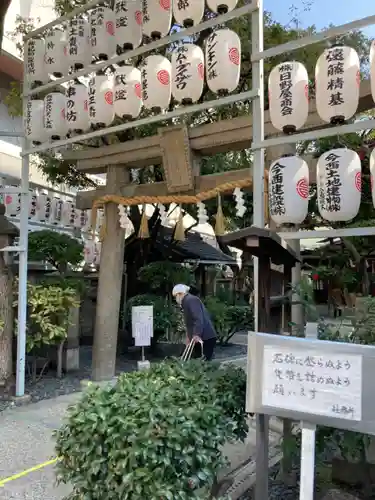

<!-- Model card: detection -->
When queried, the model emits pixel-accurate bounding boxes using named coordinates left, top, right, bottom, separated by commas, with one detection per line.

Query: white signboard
left=132, top=306, right=153, bottom=347
left=262, top=345, right=362, bottom=421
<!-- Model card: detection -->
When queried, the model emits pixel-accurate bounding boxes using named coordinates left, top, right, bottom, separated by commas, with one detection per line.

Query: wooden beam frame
left=63, top=80, right=373, bottom=173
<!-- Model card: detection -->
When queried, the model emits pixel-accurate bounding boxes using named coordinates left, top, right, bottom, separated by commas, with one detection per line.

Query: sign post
left=132, top=305, right=153, bottom=371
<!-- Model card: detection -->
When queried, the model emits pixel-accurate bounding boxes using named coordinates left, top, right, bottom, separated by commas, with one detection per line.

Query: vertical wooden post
left=92, top=166, right=129, bottom=381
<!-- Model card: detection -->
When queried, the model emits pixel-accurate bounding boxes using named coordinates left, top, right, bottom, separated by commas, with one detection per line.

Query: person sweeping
left=172, top=284, right=217, bottom=361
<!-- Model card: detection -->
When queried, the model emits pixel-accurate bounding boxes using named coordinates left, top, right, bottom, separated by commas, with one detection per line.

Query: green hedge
left=55, top=360, right=248, bottom=499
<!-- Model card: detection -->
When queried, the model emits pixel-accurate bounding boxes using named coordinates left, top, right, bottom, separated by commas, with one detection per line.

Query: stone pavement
left=0, top=355, right=284, bottom=499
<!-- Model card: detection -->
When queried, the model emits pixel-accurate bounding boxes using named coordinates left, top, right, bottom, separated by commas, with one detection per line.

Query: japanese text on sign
left=262, top=345, right=362, bottom=421
left=132, top=306, right=153, bottom=347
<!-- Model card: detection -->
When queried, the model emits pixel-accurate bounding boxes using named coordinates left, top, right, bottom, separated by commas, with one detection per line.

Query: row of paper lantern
left=2, top=189, right=103, bottom=231
left=268, top=148, right=375, bottom=226
left=269, top=43, right=375, bottom=133
left=25, top=33, right=241, bottom=143
left=25, top=0, right=238, bottom=85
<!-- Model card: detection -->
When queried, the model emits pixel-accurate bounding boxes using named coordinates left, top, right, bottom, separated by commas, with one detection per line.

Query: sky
left=264, top=0, right=375, bottom=38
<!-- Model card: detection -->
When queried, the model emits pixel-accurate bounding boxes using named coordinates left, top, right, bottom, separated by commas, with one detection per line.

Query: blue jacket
left=181, top=293, right=217, bottom=341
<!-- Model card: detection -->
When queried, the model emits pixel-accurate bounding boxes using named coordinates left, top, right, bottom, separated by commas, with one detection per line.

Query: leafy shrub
left=137, top=261, right=195, bottom=295
left=204, top=297, right=253, bottom=345
left=55, top=360, right=248, bottom=499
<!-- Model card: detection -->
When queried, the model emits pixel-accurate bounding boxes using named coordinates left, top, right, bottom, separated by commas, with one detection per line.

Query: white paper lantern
left=172, top=43, right=204, bottom=104
left=315, top=46, right=360, bottom=124
left=66, top=82, right=90, bottom=133
left=81, top=210, right=92, bottom=232
left=141, top=55, right=171, bottom=111
left=114, top=0, right=143, bottom=51
left=24, top=100, right=46, bottom=144
left=268, top=155, right=309, bottom=226
left=88, top=74, right=115, bottom=127
left=35, top=193, right=52, bottom=222
left=43, top=92, right=67, bottom=140
left=114, top=66, right=142, bottom=119
left=28, top=190, right=37, bottom=219
left=172, top=0, right=203, bottom=27
left=44, top=28, right=68, bottom=78
left=90, top=6, right=116, bottom=61
left=25, top=38, right=47, bottom=86
left=205, top=29, right=241, bottom=95
left=268, top=62, right=309, bottom=134
left=50, top=197, right=63, bottom=225
left=317, top=148, right=361, bottom=222
left=67, top=15, right=90, bottom=71
left=61, top=200, right=76, bottom=227
left=207, top=0, right=238, bottom=14
left=370, top=41, right=375, bottom=105
left=83, top=239, right=96, bottom=265
left=4, top=188, right=20, bottom=218
left=142, top=0, right=171, bottom=39
left=73, top=208, right=86, bottom=229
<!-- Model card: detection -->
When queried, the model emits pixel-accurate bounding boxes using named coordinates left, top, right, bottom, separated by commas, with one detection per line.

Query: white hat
left=172, top=284, right=190, bottom=296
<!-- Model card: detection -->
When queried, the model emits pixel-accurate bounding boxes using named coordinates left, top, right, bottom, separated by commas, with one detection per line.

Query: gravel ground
left=0, top=342, right=247, bottom=413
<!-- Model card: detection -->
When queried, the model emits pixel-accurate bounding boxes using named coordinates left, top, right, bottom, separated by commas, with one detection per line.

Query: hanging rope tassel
left=173, top=205, right=185, bottom=242
left=138, top=204, right=149, bottom=239
left=215, top=194, right=226, bottom=237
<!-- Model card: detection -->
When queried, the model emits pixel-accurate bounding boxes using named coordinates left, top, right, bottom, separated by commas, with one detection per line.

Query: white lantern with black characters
left=268, top=155, right=309, bottom=226
left=206, top=0, right=238, bottom=14
left=114, top=0, right=143, bottom=52
left=114, top=66, right=142, bottom=119
left=206, top=29, right=241, bottom=95
left=25, top=38, right=47, bottom=86
left=370, top=41, right=375, bottom=104
left=28, top=190, right=37, bottom=219
left=67, top=15, right=90, bottom=71
left=44, top=28, right=68, bottom=78
left=141, top=55, right=171, bottom=112
left=142, top=0, right=172, bottom=39
left=24, top=100, right=45, bottom=145
left=269, top=61, right=309, bottom=134
left=61, top=200, right=76, bottom=227
left=83, top=239, right=96, bottom=265
left=317, top=148, right=361, bottom=222
left=315, top=46, right=360, bottom=124
left=73, top=208, right=86, bottom=229
left=172, top=43, right=204, bottom=104
left=66, top=81, right=90, bottom=133
left=43, top=92, right=67, bottom=140
left=172, top=0, right=204, bottom=28
left=50, top=197, right=63, bottom=225
left=90, top=6, right=116, bottom=61
left=88, top=74, right=115, bottom=128
left=4, top=188, right=20, bottom=218
left=35, top=193, right=52, bottom=222
left=81, top=210, right=92, bottom=232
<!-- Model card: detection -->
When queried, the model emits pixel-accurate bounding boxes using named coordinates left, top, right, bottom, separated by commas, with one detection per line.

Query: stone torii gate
left=64, top=80, right=373, bottom=381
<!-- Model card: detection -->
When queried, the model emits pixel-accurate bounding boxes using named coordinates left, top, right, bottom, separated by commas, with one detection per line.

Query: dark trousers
left=192, top=337, right=217, bottom=361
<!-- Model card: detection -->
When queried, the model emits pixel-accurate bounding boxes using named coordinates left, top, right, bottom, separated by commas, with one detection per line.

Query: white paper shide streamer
left=206, top=29, right=241, bottom=95
left=157, top=203, right=169, bottom=226
left=141, top=55, right=171, bottom=112
left=317, top=148, right=361, bottom=222
left=114, top=66, right=142, bottom=119
left=114, top=0, right=143, bottom=51
left=172, top=43, right=204, bottom=104
left=118, top=204, right=135, bottom=236
left=233, top=187, right=246, bottom=217
left=197, top=201, right=208, bottom=224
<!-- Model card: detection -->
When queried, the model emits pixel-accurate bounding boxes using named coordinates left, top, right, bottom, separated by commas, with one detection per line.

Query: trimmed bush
left=55, top=360, right=247, bottom=499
